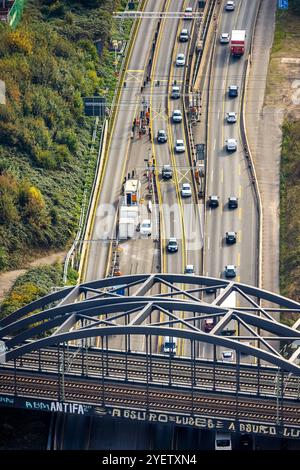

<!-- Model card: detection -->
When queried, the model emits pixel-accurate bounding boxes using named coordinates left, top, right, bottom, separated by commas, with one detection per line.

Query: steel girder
left=1, top=274, right=300, bottom=373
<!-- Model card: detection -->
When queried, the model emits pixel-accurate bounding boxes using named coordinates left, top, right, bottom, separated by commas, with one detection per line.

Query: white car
left=185, top=264, right=194, bottom=274
left=225, top=1, right=235, bottom=10
left=226, top=112, right=237, bottom=123
left=176, top=53, right=185, bottom=66
left=226, top=138, right=237, bottom=151
left=181, top=182, right=192, bottom=197
left=222, top=351, right=234, bottom=361
left=140, top=219, right=151, bottom=236
left=175, top=139, right=185, bottom=153
left=172, top=109, right=183, bottom=123
left=184, top=6, right=193, bottom=19
left=220, top=33, right=230, bottom=44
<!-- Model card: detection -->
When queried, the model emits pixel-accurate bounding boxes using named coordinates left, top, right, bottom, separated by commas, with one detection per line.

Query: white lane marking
left=207, top=237, right=210, bottom=250
left=211, top=169, right=214, bottom=182
left=213, top=139, right=216, bottom=151
left=218, top=109, right=220, bottom=120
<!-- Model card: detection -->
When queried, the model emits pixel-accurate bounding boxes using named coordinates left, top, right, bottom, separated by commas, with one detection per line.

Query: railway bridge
left=1, top=274, right=300, bottom=439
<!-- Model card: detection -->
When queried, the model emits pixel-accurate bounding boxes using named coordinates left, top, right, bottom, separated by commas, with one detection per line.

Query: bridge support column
left=190, top=340, right=195, bottom=416
left=14, top=359, right=17, bottom=396
left=235, top=351, right=240, bottom=420
left=281, top=369, right=284, bottom=425
left=146, top=334, right=149, bottom=412
left=101, top=337, right=105, bottom=406
left=124, top=333, right=128, bottom=381
left=213, top=344, right=216, bottom=391
left=257, top=358, right=261, bottom=396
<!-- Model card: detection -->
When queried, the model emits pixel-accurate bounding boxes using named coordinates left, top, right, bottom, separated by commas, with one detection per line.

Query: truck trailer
left=230, top=30, right=246, bottom=56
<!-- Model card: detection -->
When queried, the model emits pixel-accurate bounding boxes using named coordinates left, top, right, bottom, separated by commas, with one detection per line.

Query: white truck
left=230, top=30, right=246, bottom=56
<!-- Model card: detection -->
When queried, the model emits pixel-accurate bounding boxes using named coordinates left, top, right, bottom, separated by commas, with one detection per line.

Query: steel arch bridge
left=1, top=273, right=300, bottom=373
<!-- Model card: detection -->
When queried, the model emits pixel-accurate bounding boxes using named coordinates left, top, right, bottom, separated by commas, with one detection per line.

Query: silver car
left=172, top=109, right=183, bottom=123
left=220, top=33, right=230, bottom=44
left=225, top=138, right=237, bottom=151
left=226, top=112, right=237, bottom=123
left=176, top=53, right=185, bottom=66
left=175, top=139, right=185, bottom=153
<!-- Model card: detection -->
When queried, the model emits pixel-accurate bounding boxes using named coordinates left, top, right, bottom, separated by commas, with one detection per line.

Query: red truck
left=230, top=30, right=246, bottom=56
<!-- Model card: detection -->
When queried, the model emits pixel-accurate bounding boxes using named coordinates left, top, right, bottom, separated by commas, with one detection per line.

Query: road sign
left=84, top=96, right=106, bottom=117
left=278, top=0, right=288, bottom=9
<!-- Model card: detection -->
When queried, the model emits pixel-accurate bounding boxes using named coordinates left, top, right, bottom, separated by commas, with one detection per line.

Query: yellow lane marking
left=127, top=69, right=144, bottom=72
left=150, top=0, right=172, bottom=354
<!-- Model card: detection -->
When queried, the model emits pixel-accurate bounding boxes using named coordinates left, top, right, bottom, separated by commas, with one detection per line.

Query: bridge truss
left=1, top=274, right=300, bottom=371
left=1, top=275, right=300, bottom=437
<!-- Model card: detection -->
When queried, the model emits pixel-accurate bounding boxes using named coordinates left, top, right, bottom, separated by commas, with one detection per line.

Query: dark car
left=208, top=195, right=219, bottom=208
left=162, top=164, right=173, bottom=180
left=157, top=129, right=167, bottom=143
left=228, top=85, right=239, bottom=97
left=167, top=238, right=178, bottom=253
left=226, top=231, right=237, bottom=244
left=228, top=196, right=238, bottom=209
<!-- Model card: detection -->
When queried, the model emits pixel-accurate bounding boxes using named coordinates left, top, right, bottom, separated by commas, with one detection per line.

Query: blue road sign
left=278, top=0, right=288, bottom=9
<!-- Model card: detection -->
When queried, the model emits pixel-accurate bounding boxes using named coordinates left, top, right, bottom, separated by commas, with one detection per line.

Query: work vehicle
left=225, top=265, right=237, bottom=278
left=176, top=53, right=185, bottom=66
left=208, top=195, right=219, bottom=208
left=184, top=6, right=193, bottom=19
left=231, top=30, right=246, bottom=56
left=179, top=28, right=189, bottom=42
left=228, top=196, right=238, bottom=209
left=228, top=85, right=239, bottom=97
left=225, top=1, right=235, bottom=11
left=222, top=350, right=234, bottom=361
left=157, top=129, right=167, bottom=143
left=203, top=318, right=215, bottom=332
left=220, top=32, right=230, bottom=44
left=185, top=264, right=194, bottom=274
left=162, top=164, right=173, bottom=179
left=175, top=139, right=185, bottom=153
left=215, top=432, right=232, bottom=450
left=163, top=336, right=177, bottom=354
left=140, top=219, right=152, bottom=236
left=167, top=237, right=178, bottom=253
left=172, top=109, right=183, bottom=123
left=226, top=112, right=237, bottom=123
left=171, top=85, right=180, bottom=99
left=181, top=182, right=192, bottom=197
left=226, top=231, right=237, bottom=244
left=226, top=138, right=237, bottom=151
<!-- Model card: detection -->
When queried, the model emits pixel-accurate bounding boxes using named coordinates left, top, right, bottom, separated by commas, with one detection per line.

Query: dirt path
left=0, top=251, right=67, bottom=301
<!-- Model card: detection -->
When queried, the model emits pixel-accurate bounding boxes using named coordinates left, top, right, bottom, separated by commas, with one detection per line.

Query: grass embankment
left=266, top=1, right=300, bottom=324
left=0, top=0, right=132, bottom=316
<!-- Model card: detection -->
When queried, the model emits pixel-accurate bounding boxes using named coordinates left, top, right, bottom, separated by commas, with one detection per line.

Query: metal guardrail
left=240, top=0, right=263, bottom=289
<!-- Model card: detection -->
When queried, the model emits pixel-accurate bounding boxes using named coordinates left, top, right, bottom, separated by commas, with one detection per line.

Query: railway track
left=1, top=370, right=300, bottom=425
left=5, top=349, right=300, bottom=399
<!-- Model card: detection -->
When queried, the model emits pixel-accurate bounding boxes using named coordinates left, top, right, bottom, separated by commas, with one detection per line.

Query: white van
left=215, top=432, right=232, bottom=450
left=163, top=336, right=177, bottom=354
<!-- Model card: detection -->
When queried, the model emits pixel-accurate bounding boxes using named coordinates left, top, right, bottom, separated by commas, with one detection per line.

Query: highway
left=84, top=0, right=165, bottom=282
left=51, top=0, right=276, bottom=449
left=204, top=0, right=259, bottom=286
